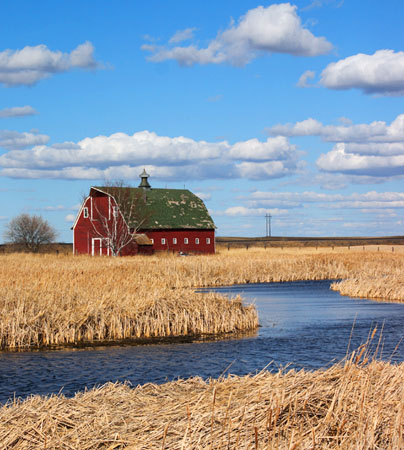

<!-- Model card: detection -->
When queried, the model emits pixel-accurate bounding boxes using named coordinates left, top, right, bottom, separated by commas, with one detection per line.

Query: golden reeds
left=1, top=358, right=402, bottom=449
left=0, top=253, right=259, bottom=350
left=1, top=247, right=404, bottom=350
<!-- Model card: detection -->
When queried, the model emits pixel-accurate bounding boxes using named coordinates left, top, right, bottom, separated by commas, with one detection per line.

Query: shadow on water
left=0, top=280, right=403, bottom=404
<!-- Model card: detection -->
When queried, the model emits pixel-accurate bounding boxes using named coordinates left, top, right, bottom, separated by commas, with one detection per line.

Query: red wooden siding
left=144, top=229, right=215, bottom=254
left=73, top=192, right=215, bottom=256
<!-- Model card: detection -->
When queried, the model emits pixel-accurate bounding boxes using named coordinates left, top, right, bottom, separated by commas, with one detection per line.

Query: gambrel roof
left=91, top=187, right=215, bottom=230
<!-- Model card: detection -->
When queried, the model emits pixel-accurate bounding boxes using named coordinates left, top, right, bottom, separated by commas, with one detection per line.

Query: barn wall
left=73, top=197, right=94, bottom=255
left=74, top=193, right=215, bottom=255
left=145, top=229, right=215, bottom=254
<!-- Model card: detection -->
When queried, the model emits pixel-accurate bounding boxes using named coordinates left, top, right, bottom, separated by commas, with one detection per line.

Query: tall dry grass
left=1, top=247, right=404, bottom=350
left=1, top=356, right=402, bottom=449
left=0, top=253, right=259, bottom=350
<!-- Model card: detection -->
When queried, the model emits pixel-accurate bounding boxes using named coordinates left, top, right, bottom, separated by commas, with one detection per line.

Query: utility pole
left=265, top=213, right=272, bottom=237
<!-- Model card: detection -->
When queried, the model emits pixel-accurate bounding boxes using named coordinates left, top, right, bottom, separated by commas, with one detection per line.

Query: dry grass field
left=1, top=246, right=404, bottom=350
left=1, top=248, right=404, bottom=448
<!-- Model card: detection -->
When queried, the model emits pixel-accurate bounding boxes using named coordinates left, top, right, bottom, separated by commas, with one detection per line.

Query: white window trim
left=83, top=207, right=89, bottom=218
left=184, top=237, right=189, bottom=244
left=206, top=238, right=210, bottom=244
left=161, top=238, right=166, bottom=245
left=150, top=238, right=154, bottom=244
left=173, top=238, right=177, bottom=244
left=195, top=238, right=200, bottom=245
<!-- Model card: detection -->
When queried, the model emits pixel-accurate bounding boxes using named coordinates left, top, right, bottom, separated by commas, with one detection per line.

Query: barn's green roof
left=92, top=186, right=215, bottom=230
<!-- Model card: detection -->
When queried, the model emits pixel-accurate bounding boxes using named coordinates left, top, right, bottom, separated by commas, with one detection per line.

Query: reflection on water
left=0, top=280, right=403, bottom=404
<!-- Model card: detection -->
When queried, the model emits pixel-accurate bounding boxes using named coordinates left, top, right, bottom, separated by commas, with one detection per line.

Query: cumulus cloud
left=0, top=130, right=302, bottom=181
left=65, top=214, right=76, bottom=222
left=0, top=106, right=38, bottom=118
left=0, top=130, right=49, bottom=150
left=0, top=41, right=99, bottom=86
left=316, top=143, right=404, bottom=177
left=269, top=114, right=404, bottom=178
left=229, top=137, right=298, bottom=161
left=320, top=50, right=404, bottom=95
left=143, top=3, right=332, bottom=66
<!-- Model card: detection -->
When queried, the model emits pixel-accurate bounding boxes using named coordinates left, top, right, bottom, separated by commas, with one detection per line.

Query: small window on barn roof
left=83, top=207, right=89, bottom=218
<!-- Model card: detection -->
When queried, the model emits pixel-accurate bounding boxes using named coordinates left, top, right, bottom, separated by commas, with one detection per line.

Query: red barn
left=73, top=171, right=216, bottom=255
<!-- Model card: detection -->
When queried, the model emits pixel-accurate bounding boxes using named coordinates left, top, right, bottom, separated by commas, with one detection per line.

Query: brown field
left=1, top=248, right=404, bottom=448
left=1, top=246, right=404, bottom=350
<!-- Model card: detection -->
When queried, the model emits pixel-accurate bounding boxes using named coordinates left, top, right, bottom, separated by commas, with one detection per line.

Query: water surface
left=0, top=280, right=403, bottom=404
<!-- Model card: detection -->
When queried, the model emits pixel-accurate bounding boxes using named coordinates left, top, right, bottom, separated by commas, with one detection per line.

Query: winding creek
left=0, top=280, right=403, bottom=404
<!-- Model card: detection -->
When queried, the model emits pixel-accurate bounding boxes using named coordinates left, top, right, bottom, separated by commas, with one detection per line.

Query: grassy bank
left=1, top=356, right=402, bottom=449
left=0, top=253, right=258, bottom=350
left=1, top=247, right=404, bottom=350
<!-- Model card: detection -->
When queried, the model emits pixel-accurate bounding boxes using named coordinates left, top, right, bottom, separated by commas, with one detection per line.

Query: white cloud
left=223, top=206, right=287, bottom=216
left=0, top=130, right=49, bottom=150
left=65, top=214, right=76, bottom=222
left=143, top=3, right=332, bottom=66
left=268, top=117, right=399, bottom=142
left=0, top=42, right=99, bottom=86
left=169, top=28, right=196, bottom=44
left=269, top=114, right=404, bottom=178
left=0, top=130, right=302, bottom=181
left=194, top=192, right=211, bottom=201
left=236, top=160, right=305, bottom=180
left=297, top=70, right=316, bottom=87
left=247, top=190, right=404, bottom=209
left=0, top=106, right=38, bottom=118
left=320, top=50, right=404, bottom=96
left=229, top=137, right=298, bottom=161
left=316, top=143, right=404, bottom=177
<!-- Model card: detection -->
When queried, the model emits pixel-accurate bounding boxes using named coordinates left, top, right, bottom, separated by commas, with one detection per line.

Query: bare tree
left=4, top=214, right=58, bottom=252
left=90, top=181, right=150, bottom=256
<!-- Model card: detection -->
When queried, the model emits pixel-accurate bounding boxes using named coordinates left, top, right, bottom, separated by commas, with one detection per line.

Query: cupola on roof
left=138, top=169, right=151, bottom=189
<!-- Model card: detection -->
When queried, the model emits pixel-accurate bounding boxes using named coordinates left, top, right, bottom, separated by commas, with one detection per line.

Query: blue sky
left=1, top=0, right=404, bottom=242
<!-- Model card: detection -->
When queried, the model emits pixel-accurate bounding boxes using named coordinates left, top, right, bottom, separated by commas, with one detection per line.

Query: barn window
left=83, top=207, right=89, bottom=218
left=206, top=238, right=210, bottom=244
left=161, top=238, right=166, bottom=245
left=112, top=206, right=118, bottom=217
left=173, top=238, right=177, bottom=244
left=184, top=238, right=189, bottom=244
left=150, top=238, right=154, bottom=244
left=195, top=238, right=200, bottom=244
